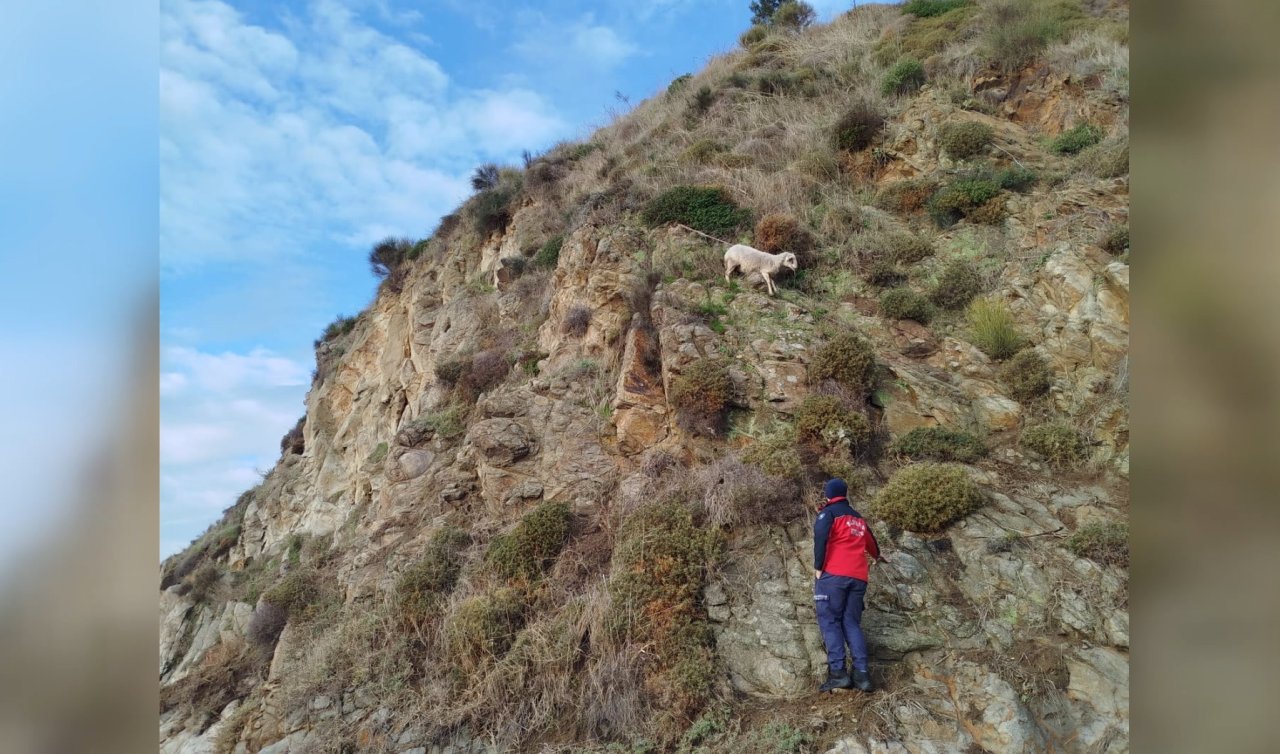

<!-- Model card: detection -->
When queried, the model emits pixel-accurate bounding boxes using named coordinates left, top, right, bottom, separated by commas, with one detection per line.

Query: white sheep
left=723, top=244, right=798, bottom=296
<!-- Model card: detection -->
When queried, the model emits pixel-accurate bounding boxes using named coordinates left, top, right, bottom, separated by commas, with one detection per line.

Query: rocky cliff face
left=161, top=4, right=1128, bottom=753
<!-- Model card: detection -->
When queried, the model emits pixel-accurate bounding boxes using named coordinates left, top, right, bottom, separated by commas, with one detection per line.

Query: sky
left=160, top=0, right=860, bottom=558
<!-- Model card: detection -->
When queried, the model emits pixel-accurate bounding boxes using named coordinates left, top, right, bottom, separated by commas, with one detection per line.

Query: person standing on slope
left=814, top=477, right=880, bottom=693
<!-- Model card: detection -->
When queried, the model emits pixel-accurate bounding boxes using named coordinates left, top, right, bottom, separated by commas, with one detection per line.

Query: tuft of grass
left=486, top=501, right=573, bottom=583
left=397, top=526, right=472, bottom=630
left=939, top=121, right=994, bottom=159
left=563, top=305, right=593, bottom=336
left=1100, top=224, right=1129, bottom=256
left=983, top=0, right=1080, bottom=74
left=866, top=261, right=906, bottom=288
left=670, top=359, right=734, bottom=437
left=995, top=165, right=1038, bottom=192
left=740, top=24, right=769, bottom=48
left=875, top=463, right=986, bottom=532
left=445, top=587, right=526, bottom=670
left=892, top=426, right=987, bottom=463
left=807, top=333, right=877, bottom=398
left=1049, top=123, right=1103, bottom=155
left=316, top=314, right=357, bottom=346
left=881, top=58, right=926, bottom=97
left=966, top=297, right=1025, bottom=360
left=1066, top=522, right=1129, bottom=567
left=535, top=235, right=564, bottom=268
left=1021, top=421, right=1086, bottom=468
left=880, top=287, right=934, bottom=323
left=261, top=568, right=328, bottom=620
left=741, top=422, right=803, bottom=478
left=794, top=395, right=871, bottom=455
left=929, top=259, right=983, bottom=310
left=1000, top=350, right=1052, bottom=401
left=902, top=0, right=971, bottom=17
left=188, top=561, right=221, bottom=603
left=1075, top=137, right=1129, bottom=178
left=830, top=102, right=885, bottom=153
left=641, top=186, right=752, bottom=237
left=395, top=405, right=466, bottom=446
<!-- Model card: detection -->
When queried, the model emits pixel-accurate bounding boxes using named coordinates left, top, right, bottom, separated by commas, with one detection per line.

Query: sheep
left=723, top=244, right=798, bottom=296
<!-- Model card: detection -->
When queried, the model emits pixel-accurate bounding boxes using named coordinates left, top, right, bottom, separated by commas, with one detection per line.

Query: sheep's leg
left=763, top=271, right=774, bottom=295
left=725, top=260, right=734, bottom=286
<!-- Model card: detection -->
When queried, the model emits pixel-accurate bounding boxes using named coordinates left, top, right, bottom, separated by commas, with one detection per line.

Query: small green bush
left=996, top=165, right=1037, bottom=192
left=902, top=0, right=971, bottom=17
left=667, top=73, right=693, bottom=93
left=397, top=526, right=472, bottom=626
left=742, top=422, right=803, bottom=478
left=486, top=501, right=572, bottom=583
left=926, top=173, right=1002, bottom=227
left=188, top=562, right=220, bottom=603
left=445, top=587, right=526, bottom=668
left=892, top=426, right=987, bottom=462
left=1021, top=421, right=1086, bottom=468
left=369, top=237, right=413, bottom=279
left=874, top=463, right=985, bottom=532
left=794, top=395, right=871, bottom=454
left=472, top=183, right=519, bottom=235
left=880, top=288, right=934, bottom=323
left=262, top=568, right=323, bottom=619
left=830, top=103, right=885, bottom=153
left=887, top=232, right=934, bottom=264
left=690, top=85, right=716, bottom=115
left=881, top=58, right=926, bottom=97
left=471, top=163, right=500, bottom=191
left=866, top=261, right=906, bottom=288
left=983, top=0, right=1077, bottom=74
left=395, top=406, right=465, bottom=446
left=772, top=1, right=817, bottom=30
left=1100, top=224, right=1129, bottom=255
left=535, top=235, right=564, bottom=268
left=317, top=315, right=357, bottom=346
left=929, top=259, right=983, bottom=310
left=1066, top=522, right=1129, bottom=567
left=939, top=121, right=994, bottom=159
left=740, top=24, right=769, bottom=47
left=966, top=297, right=1025, bottom=360
left=671, top=359, right=734, bottom=436
left=1050, top=123, right=1103, bottom=155
left=1000, top=349, right=1051, bottom=401
left=641, top=186, right=752, bottom=237
left=807, top=333, right=877, bottom=397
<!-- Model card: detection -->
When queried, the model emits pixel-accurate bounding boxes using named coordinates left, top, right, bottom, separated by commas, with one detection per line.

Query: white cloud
left=164, top=346, right=309, bottom=393
left=512, top=14, right=640, bottom=72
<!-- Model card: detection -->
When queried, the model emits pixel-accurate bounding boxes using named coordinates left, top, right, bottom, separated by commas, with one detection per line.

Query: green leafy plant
left=670, top=359, right=735, bottom=436
left=535, top=235, right=564, bottom=267
left=1021, top=421, right=1086, bottom=468
left=1066, top=522, right=1129, bottom=567
left=881, top=58, right=926, bottom=96
left=641, top=186, right=752, bottom=237
left=892, top=426, right=987, bottom=462
left=966, top=297, right=1025, bottom=360
left=902, top=0, right=971, bottom=17
left=880, top=287, right=934, bottom=323
left=874, top=463, right=986, bottom=532
left=807, top=333, right=877, bottom=397
left=486, top=501, right=573, bottom=583
left=445, top=587, right=526, bottom=669
left=939, top=121, right=994, bottom=159
left=396, top=526, right=472, bottom=629
left=1049, top=123, right=1103, bottom=155
left=995, top=165, right=1037, bottom=192
left=830, top=102, right=885, bottom=153
left=929, top=259, right=983, bottom=310
left=794, top=395, right=871, bottom=454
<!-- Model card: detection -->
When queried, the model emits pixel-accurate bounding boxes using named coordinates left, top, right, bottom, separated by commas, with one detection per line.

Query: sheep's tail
left=673, top=223, right=733, bottom=247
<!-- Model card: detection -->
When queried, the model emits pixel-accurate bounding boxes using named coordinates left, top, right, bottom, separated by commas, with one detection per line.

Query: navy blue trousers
left=814, top=573, right=869, bottom=673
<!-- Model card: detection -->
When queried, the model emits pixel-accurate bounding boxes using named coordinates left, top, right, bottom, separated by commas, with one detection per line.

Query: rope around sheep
left=673, top=222, right=733, bottom=246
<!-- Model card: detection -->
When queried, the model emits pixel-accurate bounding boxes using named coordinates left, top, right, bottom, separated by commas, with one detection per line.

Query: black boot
left=819, top=668, right=853, bottom=692
left=850, top=668, right=874, bottom=692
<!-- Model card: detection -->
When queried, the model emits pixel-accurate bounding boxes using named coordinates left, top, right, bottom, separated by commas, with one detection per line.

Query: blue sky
left=160, top=0, right=858, bottom=557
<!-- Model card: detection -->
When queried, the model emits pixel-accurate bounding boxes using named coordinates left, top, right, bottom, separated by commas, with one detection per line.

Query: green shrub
left=445, top=587, right=526, bottom=668
left=926, top=173, right=1002, bottom=227
left=1049, top=123, right=1103, bottom=155
left=929, top=259, right=983, bottom=309
left=772, top=1, right=817, bottom=30
left=188, top=562, right=220, bottom=603
left=866, top=261, right=906, bottom=288
left=1000, top=349, right=1051, bottom=401
left=667, top=73, right=693, bottom=93
left=794, top=395, right=872, bottom=454
left=1100, top=224, right=1129, bottom=255
left=472, top=183, right=519, bottom=235
left=641, top=186, right=752, bottom=237
left=892, top=426, right=987, bottom=462
left=397, top=526, right=472, bottom=627
left=830, top=103, right=885, bottom=153
left=262, top=568, right=324, bottom=619
left=317, top=315, right=357, bottom=346
left=471, top=163, right=500, bottom=191
left=939, top=121, right=994, bottom=159
left=741, top=422, right=803, bottom=478
left=535, top=235, right=564, bottom=267
left=874, top=463, right=985, bottom=532
left=690, top=85, right=716, bottom=115
left=880, top=288, right=934, bottom=323
left=887, top=232, right=934, bottom=264
left=807, top=333, right=877, bottom=397
left=902, top=0, right=971, bottom=17
left=1021, top=421, right=1085, bottom=468
left=966, top=297, right=1025, bottom=359
left=874, top=178, right=939, bottom=214
left=486, top=501, right=572, bottom=583
left=881, top=58, right=926, bottom=97
left=740, top=24, right=769, bottom=47
left=996, top=165, right=1037, bottom=192
left=1066, top=522, right=1129, bottom=567
left=983, top=0, right=1076, bottom=73
left=369, top=237, right=413, bottom=279
left=395, top=406, right=465, bottom=446
left=670, top=359, right=734, bottom=436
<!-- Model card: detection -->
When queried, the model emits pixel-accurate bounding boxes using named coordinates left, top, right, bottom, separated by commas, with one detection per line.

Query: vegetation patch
left=444, top=587, right=526, bottom=670
left=246, top=602, right=288, bottom=650
left=563, top=305, right=593, bottom=336
left=903, top=0, right=971, bottom=17
left=866, top=261, right=906, bottom=288
left=996, top=165, right=1038, bottom=192
left=1066, top=522, right=1129, bottom=567
left=535, top=235, right=564, bottom=268
left=880, top=288, right=934, bottom=324
left=983, top=0, right=1081, bottom=74
left=1100, top=224, right=1129, bottom=256
left=1021, top=421, right=1086, bottom=468
left=892, top=426, right=987, bottom=463
left=316, top=314, right=357, bottom=346
left=741, top=422, right=803, bottom=478
left=641, top=186, right=752, bottom=237
left=927, top=172, right=1003, bottom=228
left=886, top=232, right=935, bottom=265
left=397, top=526, right=472, bottom=631
left=874, top=463, right=986, bottom=532
left=939, top=121, right=994, bottom=159
left=882, top=58, right=926, bottom=96
left=875, top=178, right=939, bottom=215
left=807, top=333, right=878, bottom=398
left=929, top=259, right=983, bottom=310
left=966, top=297, right=1025, bottom=360
left=395, top=405, right=466, bottom=446
left=1075, top=136, right=1129, bottom=177
left=261, top=568, right=330, bottom=621
left=1000, top=349, right=1052, bottom=401
left=794, top=395, right=871, bottom=456
left=1049, top=123, right=1103, bottom=155
left=754, top=213, right=813, bottom=256
left=670, top=359, right=735, bottom=437
left=486, top=501, right=573, bottom=583
left=830, top=103, right=885, bottom=153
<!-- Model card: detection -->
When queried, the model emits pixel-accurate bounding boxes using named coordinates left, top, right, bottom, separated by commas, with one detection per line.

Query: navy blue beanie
left=824, top=478, right=848, bottom=500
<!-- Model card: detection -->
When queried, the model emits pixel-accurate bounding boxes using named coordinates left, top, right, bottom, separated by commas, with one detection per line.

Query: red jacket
left=814, top=497, right=880, bottom=581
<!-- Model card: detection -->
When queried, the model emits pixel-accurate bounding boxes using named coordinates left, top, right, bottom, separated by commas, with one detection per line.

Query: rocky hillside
left=160, top=2, right=1129, bottom=752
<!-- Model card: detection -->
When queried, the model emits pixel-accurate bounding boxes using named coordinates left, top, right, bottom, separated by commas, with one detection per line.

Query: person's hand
left=814, top=569, right=822, bottom=580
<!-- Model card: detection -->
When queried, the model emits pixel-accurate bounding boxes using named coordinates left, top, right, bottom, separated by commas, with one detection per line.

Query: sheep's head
left=781, top=252, right=799, bottom=271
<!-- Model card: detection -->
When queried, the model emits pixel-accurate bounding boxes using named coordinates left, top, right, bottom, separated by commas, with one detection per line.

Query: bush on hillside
left=188, top=562, right=220, bottom=603
left=880, top=288, right=934, bottom=323
left=887, top=232, right=935, bottom=264
left=892, top=426, right=987, bottom=463
left=1021, top=421, right=1086, bottom=468
left=369, top=237, right=413, bottom=279
left=562, top=305, right=592, bottom=337
left=1050, top=123, right=1103, bottom=155
left=245, top=602, right=288, bottom=650
left=966, top=297, right=1025, bottom=360
left=1075, top=137, right=1129, bottom=178
left=667, top=73, right=693, bottom=94
left=754, top=214, right=813, bottom=255
left=772, top=1, right=817, bottom=30
left=670, top=359, right=734, bottom=436
left=741, top=422, right=803, bottom=478
left=874, top=463, right=985, bottom=532
left=445, top=587, right=526, bottom=670
left=939, top=121, right=994, bottom=159
left=472, top=183, right=519, bottom=236
left=695, top=454, right=802, bottom=527
left=486, top=501, right=572, bottom=583
left=740, top=24, right=769, bottom=47
left=535, top=235, right=564, bottom=268
left=996, top=165, right=1038, bottom=192
left=1066, top=522, right=1129, bottom=567
left=641, top=186, right=752, bottom=237
left=881, top=58, right=926, bottom=97
left=902, top=0, right=971, bottom=17
left=1000, top=349, right=1051, bottom=401
left=929, top=259, right=983, bottom=310
left=807, top=333, right=877, bottom=398
left=471, top=163, right=500, bottom=191
left=1100, top=224, right=1129, bottom=256
left=830, top=102, right=885, bottom=154
left=874, top=178, right=939, bottom=214
left=280, top=416, right=305, bottom=456
left=261, top=568, right=324, bottom=619
left=983, top=0, right=1078, bottom=74
left=866, top=261, right=906, bottom=288
left=397, top=526, right=472, bottom=629
left=316, top=315, right=357, bottom=346
left=794, top=395, right=871, bottom=455
left=926, top=173, right=1002, bottom=227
